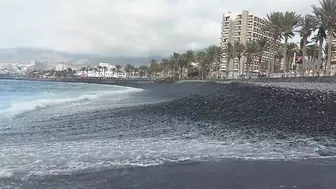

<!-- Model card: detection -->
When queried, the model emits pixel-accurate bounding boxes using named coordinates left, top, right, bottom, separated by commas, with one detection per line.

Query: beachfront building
left=0, top=62, right=25, bottom=75
left=220, top=10, right=281, bottom=78
left=326, top=37, right=336, bottom=75
left=329, top=37, right=336, bottom=64
left=55, top=62, right=66, bottom=71
left=26, top=60, right=50, bottom=71
left=77, top=63, right=127, bottom=78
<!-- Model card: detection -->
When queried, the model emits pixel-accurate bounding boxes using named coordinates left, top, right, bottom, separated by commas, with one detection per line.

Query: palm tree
left=149, top=59, right=158, bottom=78
left=244, top=41, right=258, bottom=77
left=307, top=44, right=319, bottom=74
left=298, top=14, right=318, bottom=76
left=80, top=67, right=87, bottom=77
left=254, top=38, right=269, bottom=73
left=138, top=66, right=148, bottom=77
left=312, top=0, right=336, bottom=76
left=112, top=68, right=116, bottom=78
left=125, top=64, right=133, bottom=77
left=205, top=45, right=219, bottom=79
left=233, top=41, right=246, bottom=77
left=222, top=42, right=234, bottom=79
left=97, top=66, right=102, bottom=78
left=161, top=58, right=170, bottom=78
left=103, top=66, right=108, bottom=78
left=179, top=56, right=188, bottom=79
left=311, top=34, right=320, bottom=69
left=316, top=26, right=327, bottom=75
left=196, top=51, right=210, bottom=79
left=214, top=46, right=225, bottom=79
left=116, top=65, right=121, bottom=77
left=286, top=42, right=299, bottom=71
left=149, top=59, right=162, bottom=79
left=183, top=50, right=195, bottom=78
left=322, top=43, right=336, bottom=74
left=281, top=11, right=301, bottom=75
left=84, top=67, right=91, bottom=78
left=274, top=48, right=284, bottom=73
left=170, top=52, right=182, bottom=79
left=133, top=67, right=139, bottom=77
left=264, top=11, right=283, bottom=77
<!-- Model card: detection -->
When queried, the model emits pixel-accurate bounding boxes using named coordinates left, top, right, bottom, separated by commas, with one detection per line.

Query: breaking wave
left=0, top=87, right=142, bottom=119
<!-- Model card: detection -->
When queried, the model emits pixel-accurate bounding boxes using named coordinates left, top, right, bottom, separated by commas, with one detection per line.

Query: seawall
left=1, top=76, right=335, bottom=85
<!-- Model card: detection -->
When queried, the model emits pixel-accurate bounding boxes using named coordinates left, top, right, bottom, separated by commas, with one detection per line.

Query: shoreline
left=4, top=158, right=336, bottom=189
left=1, top=75, right=335, bottom=88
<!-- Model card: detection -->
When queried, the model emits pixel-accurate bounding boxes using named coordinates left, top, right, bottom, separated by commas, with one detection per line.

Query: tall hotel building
left=329, top=37, right=336, bottom=64
left=220, top=10, right=279, bottom=78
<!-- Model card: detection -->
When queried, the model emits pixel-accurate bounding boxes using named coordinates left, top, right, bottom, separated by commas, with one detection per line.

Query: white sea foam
left=0, top=86, right=142, bottom=119
left=1, top=134, right=335, bottom=179
left=0, top=169, right=13, bottom=178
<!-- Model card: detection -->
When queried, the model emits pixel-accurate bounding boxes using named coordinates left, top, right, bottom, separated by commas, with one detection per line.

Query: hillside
left=0, top=47, right=164, bottom=66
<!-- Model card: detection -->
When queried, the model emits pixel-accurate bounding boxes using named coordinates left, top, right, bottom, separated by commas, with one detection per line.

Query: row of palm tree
left=134, top=0, right=335, bottom=79
left=27, top=68, right=76, bottom=78
left=265, top=0, right=336, bottom=76
left=80, top=65, right=123, bottom=78
left=74, top=0, right=334, bottom=79
left=138, top=38, right=283, bottom=79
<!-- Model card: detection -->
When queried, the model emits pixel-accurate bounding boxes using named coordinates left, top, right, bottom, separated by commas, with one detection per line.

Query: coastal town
left=1, top=0, right=336, bottom=188
left=1, top=7, right=336, bottom=80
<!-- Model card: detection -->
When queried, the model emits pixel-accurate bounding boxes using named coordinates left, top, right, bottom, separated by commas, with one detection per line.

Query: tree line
left=127, top=0, right=336, bottom=79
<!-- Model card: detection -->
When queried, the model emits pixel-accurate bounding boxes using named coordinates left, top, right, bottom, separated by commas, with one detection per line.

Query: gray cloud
left=0, top=0, right=318, bottom=57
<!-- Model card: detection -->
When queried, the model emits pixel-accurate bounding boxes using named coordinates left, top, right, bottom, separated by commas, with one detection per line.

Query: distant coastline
left=1, top=74, right=335, bottom=87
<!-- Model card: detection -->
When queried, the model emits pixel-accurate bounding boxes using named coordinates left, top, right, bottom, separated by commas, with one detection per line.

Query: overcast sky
left=0, top=0, right=319, bottom=57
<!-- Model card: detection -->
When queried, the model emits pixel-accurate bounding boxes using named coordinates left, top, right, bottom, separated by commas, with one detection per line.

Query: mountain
left=0, top=47, right=165, bottom=67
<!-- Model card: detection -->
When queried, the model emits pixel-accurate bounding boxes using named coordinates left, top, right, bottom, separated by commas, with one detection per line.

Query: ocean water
left=0, top=80, right=141, bottom=120
left=0, top=80, right=145, bottom=177
left=1, top=80, right=336, bottom=188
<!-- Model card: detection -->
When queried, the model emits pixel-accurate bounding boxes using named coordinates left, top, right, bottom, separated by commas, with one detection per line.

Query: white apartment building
left=328, top=37, right=336, bottom=75
left=77, top=63, right=127, bottom=78
left=55, top=63, right=66, bottom=71
left=0, top=63, right=25, bottom=75
left=220, top=10, right=280, bottom=78
left=98, top=63, right=116, bottom=70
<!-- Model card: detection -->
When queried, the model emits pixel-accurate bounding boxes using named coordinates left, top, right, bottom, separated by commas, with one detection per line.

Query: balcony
left=235, top=21, right=242, bottom=25
left=223, top=16, right=230, bottom=21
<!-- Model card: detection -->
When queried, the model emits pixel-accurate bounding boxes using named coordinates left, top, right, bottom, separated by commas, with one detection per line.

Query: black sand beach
left=5, top=159, right=336, bottom=189
left=1, top=80, right=336, bottom=189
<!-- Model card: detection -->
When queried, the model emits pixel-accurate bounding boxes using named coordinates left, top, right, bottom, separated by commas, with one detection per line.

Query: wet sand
left=3, top=159, right=336, bottom=189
